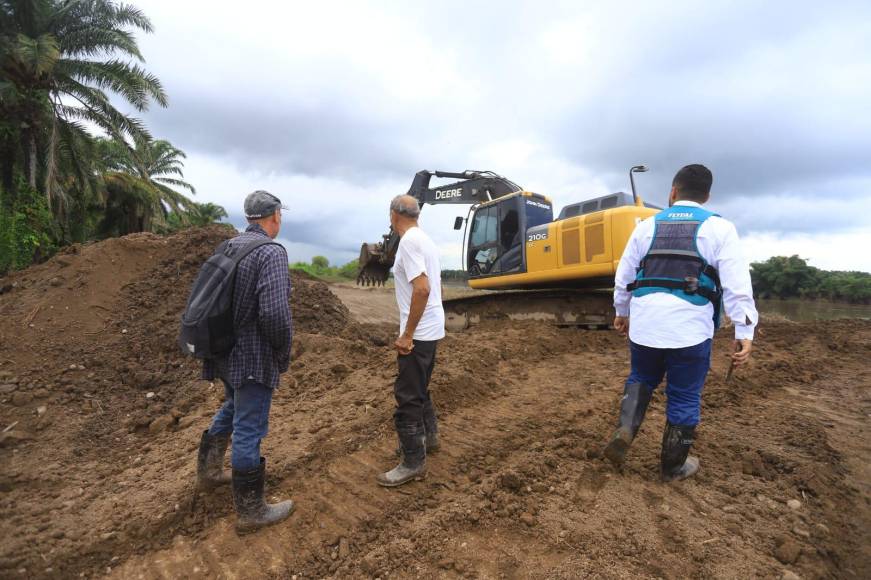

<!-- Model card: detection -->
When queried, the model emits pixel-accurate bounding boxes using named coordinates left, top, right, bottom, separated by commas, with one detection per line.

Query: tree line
left=0, top=0, right=225, bottom=273
left=290, top=260, right=471, bottom=283
left=750, top=255, right=871, bottom=304
left=291, top=255, right=871, bottom=305
left=291, top=256, right=359, bottom=281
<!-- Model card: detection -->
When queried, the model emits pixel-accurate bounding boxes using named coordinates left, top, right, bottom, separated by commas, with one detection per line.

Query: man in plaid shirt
left=196, top=190, right=295, bottom=534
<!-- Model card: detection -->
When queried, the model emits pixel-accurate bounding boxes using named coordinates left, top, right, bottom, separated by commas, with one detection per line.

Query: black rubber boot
left=395, top=403, right=439, bottom=457
left=604, top=382, right=653, bottom=467
left=197, top=430, right=231, bottom=491
left=232, top=457, right=294, bottom=534
left=660, top=422, right=700, bottom=482
left=423, top=400, right=440, bottom=453
left=377, top=422, right=426, bottom=487
left=394, top=433, right=439, bottom=457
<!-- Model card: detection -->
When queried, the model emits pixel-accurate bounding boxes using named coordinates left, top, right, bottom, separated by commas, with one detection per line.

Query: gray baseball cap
left=244, top=190, right=287, bottom=219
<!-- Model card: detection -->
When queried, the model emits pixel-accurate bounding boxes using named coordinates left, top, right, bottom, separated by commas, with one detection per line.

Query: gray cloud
left=549, top=2, right=871, bottom=210
left=225, top=212, right=373, bottom=266
left=129, top=0, right=871, bottom=267
left=146, top=93, right=418, bottom=180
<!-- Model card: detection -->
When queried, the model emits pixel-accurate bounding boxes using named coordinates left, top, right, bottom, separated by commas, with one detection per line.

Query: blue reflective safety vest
left=627, top=205, right=724, bottom=328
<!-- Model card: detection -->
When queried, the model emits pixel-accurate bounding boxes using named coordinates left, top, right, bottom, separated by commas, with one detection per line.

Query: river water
left=757, top=298, right=871, bottom=322
left=442, top=282, right=871, bottom=322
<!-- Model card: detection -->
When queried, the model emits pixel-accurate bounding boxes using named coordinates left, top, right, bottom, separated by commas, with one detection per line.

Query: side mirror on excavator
left=453, top=216, right=464, bottom=230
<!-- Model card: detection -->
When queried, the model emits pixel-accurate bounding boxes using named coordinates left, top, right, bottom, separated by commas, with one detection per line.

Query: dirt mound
left=0, top=226, right=363, bottom=577
left=290, top=272, right=353, bottom=335
left=0, top=227, right=357, bottom=440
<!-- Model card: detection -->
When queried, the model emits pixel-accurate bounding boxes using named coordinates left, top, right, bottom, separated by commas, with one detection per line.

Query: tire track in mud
left=101, top=320, right=870, bottom=579
left=108, top=344, right=594, bottom=578
left=306, top=324, right=868, bottom=578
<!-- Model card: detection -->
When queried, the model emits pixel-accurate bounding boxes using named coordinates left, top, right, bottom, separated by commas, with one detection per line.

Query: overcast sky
left=129, top=0, right=871, bottom=271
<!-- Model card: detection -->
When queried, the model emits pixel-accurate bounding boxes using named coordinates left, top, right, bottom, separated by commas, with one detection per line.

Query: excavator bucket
left=356, top=242, right=391, bottom=286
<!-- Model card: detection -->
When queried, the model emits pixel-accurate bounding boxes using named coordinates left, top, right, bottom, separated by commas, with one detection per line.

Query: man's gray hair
left=390, top=194, right=421, bottom=218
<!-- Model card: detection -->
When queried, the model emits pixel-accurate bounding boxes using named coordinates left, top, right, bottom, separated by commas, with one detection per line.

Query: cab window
left=525, top=199, right=553, bottom=227
left=600, top=196, right=618, bottom=209
left=468, top=205, right=499, bottom=275
left=563, top=205, right=580, bottom=218
left=469, top=205, right=498, bottom=247
left=500, top=207, right=519, bottom=251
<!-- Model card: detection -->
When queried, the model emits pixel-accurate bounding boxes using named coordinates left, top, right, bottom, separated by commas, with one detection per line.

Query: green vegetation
left=290, top=256, right=359, bottom=281
left=751, top=256, right=871, bottom=304
left=0, top=0, right=223, bottom=273
left=0, top=180, right=55, bottom=272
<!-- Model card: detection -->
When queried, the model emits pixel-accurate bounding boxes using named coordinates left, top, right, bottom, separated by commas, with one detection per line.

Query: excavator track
left=443, top=289, right=615, bottom=332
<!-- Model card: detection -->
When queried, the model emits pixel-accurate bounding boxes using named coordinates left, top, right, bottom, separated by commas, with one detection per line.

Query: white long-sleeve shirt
left=614, top=200, right=758, bottom=348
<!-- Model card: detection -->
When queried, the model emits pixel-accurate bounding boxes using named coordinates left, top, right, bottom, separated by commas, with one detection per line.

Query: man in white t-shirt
left=375, top=194, right=446, bottom=487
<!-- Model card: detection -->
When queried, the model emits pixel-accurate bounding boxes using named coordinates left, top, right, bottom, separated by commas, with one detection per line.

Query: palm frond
left=57, top=27, right=143, bottom=61
left=56, top=58, right=166, bottom=110
left=54, top=76, right=152, bottom=142
left=107, top=3, right=154, bottom=34
left=154, top=176, right=195, bottom=194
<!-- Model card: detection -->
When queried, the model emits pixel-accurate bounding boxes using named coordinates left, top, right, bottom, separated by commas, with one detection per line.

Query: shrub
left=0, top=184, right=58, bottom=274
left=291, top=257, right=359, bottom=280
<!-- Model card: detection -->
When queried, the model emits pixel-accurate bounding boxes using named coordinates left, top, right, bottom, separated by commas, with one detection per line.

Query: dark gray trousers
left=393, top=339, right=439, bottom=463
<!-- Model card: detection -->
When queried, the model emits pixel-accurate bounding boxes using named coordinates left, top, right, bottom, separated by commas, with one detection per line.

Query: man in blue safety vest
left=605, top=164, right=758, bottom=481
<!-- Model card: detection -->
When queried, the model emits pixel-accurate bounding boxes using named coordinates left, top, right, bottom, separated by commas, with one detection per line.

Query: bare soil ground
left=328, top=284, right=397, bottom=326
left=0, top=228, right=869, bottom=579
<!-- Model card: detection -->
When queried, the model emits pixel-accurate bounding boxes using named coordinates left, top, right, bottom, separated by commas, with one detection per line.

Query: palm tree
left=0, top=0, right=165, bottom=217
left=191, top=202, right=228, bottom=226
left=96, top=136, right=197, bottom=234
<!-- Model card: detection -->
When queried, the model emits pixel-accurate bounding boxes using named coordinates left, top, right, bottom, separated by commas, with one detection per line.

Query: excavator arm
left=357, top=170, right=522, bottom=286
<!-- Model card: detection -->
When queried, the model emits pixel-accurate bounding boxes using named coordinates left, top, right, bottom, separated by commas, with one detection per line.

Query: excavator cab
left=466, top=193, right=552, bottom=278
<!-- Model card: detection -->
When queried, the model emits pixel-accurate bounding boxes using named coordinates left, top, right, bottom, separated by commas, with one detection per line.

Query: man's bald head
left=390, top=195, right=421, bottom=219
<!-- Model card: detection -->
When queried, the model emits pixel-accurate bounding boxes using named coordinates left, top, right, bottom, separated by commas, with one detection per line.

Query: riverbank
left=756, top=298, right=871, bottom=322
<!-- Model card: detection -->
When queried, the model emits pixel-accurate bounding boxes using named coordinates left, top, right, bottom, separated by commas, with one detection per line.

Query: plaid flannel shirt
left=202, top=224, right=292, bottom=388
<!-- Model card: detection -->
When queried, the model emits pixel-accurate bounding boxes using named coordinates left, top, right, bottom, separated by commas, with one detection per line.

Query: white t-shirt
left=393, top=226, right=445, bottom=341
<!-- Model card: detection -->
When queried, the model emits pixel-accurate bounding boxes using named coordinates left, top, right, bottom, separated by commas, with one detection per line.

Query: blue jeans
left=626, top=339, right=712, bottom=426
left=208, top=379, right=273, bottom=472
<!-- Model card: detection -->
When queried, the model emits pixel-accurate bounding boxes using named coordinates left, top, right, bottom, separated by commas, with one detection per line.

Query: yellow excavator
left=357, top=166, right=660, bottom=329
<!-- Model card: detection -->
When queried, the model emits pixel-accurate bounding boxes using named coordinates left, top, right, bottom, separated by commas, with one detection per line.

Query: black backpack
left=178, top=237, right=280, bottom=359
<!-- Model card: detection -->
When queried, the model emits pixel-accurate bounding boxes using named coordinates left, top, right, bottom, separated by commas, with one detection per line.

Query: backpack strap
left=627, top=277, right=720, bottom=303
left=223, top=237, right=283, bottom=265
